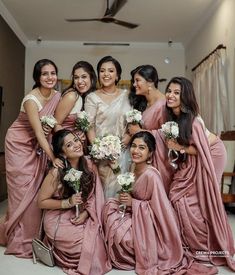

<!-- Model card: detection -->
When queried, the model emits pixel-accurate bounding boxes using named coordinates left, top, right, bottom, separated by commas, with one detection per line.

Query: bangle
left=61, top=198, right=73, bottom=209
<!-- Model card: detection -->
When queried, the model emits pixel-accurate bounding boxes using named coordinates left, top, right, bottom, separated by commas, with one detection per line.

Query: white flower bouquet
left=37, top=115, right=57, bottom=156
left=125, top=109, right=142, bottom=124
left=75, top=111, right=91, bottom=132
left=117, top=172, right=135, bottom=218
left=117, top=172, right=135, bottom=193
left=40, top=115, right=57, bottom=128
left=64, top=168, right=83, bottom=217
left=89, top=134, right=122, bottom=161
left=160, top=121, right=179, bottom=169
left=89, top=134, right=122, bottom=173
left=160, top=121, right=179, bottom=139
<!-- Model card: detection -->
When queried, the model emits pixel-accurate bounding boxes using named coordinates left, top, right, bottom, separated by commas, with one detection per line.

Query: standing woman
left=54, top=61, right=97, bottom=133
left=127, top=65, right=173, bottom=194
left=128, top=64, right=166, bottom=132
left=0, top=59, right=62, bottom=258
left=165, top=77, right=235, bottom=271
left=85, top=56, right=131, bottom=199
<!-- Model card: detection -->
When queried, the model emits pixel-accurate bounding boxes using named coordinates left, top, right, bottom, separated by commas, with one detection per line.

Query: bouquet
left=89, top=134, right=122, bottom=173
left=64, top=168, right=83, bottom=217
left=75, top=111, right=91, bottom=132
left=125, top=109, right=142, bottom=124
left=37, top=115, right=58, bottom=155
left=40, top=115, right=57, bottom=128
left=117, top=172, right=135, bottom=218
left=160, top=121, right=179, bottom=169
left=117, top=172, right=135, bottom=193
left=160, top=121, right=179, bottom=139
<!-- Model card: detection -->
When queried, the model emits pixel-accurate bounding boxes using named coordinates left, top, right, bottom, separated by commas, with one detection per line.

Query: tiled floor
left=0, top=199, right=235, bottom=275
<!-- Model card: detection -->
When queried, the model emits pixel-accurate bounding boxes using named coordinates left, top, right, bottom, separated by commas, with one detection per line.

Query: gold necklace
left=101, top=88, right=118, bottom=96
left=37, top=88, right=53, bottom=100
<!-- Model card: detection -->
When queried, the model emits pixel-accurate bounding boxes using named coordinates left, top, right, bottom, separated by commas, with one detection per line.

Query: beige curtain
left=192, top=48, right=230, bottom=134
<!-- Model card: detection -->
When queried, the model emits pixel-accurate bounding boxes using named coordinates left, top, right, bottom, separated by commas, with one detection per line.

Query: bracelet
left=61, top=198, right=73, bottom=209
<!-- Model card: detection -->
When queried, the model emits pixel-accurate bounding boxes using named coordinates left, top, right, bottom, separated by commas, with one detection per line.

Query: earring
left=147, top=86, right=151, bottom=95
left=146, top=159, right=151, bottom=165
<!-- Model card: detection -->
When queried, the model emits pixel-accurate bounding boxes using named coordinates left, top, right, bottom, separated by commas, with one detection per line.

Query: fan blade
left=113, top=19, right=139, bottom=29
left=65, top=18, right=101, bottom=22
left=105, top=0, right=127, bottom=17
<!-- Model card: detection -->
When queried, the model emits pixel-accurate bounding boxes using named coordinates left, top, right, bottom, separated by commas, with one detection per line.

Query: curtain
left=192, top=48, right=230, bottom=134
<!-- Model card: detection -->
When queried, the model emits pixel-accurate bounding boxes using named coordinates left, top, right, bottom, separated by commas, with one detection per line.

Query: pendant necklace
left=37, top=88, right=53, bottom=100
left=101, top=88, right=118, bottom=96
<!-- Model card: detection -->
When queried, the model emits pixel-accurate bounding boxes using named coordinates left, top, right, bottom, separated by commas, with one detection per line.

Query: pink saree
left=44, top=159, right=111, bottom=275
left=0, top=92, right=60, bottom=258
left=103, top=166, right=217, bottom=274
left=169, top=120, right=235, bottom=271
left=142, top=98, right=166, bottom=130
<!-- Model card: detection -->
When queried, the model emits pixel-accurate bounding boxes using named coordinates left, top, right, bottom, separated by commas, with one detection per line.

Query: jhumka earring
left=146, top=159, right=152, bottom=165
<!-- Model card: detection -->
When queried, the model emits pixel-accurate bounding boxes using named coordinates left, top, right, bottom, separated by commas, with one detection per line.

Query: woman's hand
left=121, top=133, right=131, bottom=148
left=127, top=123, right=141, bottom=137
left=76, top=131, right=86, bottom=143
left=70, top=192, right=83, bottom=206
left=119, top=192, right=132, bottom=207
left=42, top=124, right=52, bottom=138
left=166, top=139, right=197, bottom=155
left=71, top=210, right=89, bottom=225
left=52, top=158, right=64, bottom=168
left=166, top=139, right=182, bottom=151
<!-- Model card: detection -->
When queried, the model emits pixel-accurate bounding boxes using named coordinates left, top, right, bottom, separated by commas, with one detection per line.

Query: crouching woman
left=38, top=129, right=111, bottom=275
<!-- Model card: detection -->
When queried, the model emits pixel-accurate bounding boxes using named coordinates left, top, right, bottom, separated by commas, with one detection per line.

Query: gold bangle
left=61, top=198, right=73, bottom=209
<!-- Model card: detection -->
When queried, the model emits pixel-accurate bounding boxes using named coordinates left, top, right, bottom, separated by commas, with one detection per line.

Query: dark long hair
left=52, top=129, right=94, bottom=201
left=130, top=131, right=156, bottom=153
left=63, top=61, right=97, bottom=109
left=165, top=77, right=199, bottom=145
left=97, top=55, right=122, bottom=85
left=32, top=59, right=58, bottom=89
left=129, top=65, right=159, bottom=112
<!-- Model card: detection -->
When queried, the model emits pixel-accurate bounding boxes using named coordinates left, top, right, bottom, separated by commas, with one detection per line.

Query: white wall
left=185, top=0, right=235, bottom=130
left=25, top=42, right=185, bottom=93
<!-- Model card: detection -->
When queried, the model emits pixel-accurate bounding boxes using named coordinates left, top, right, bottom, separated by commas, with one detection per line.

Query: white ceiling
left=0, top=0, right=221, bottom=46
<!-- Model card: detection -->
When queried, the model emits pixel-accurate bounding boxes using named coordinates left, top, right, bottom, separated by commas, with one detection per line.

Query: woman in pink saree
left=127, top=65, right=173, bottom=194
left=103, top=131, right=217, bottom=274
left=0, top=59, right=62, bottom=258
left=54, top=61, right=97, bottom=150
left=128, top=64, right=166, bottom=131
left=164, top=77, right=235, bottom=271
left=38, top=129, right=111, bottom=275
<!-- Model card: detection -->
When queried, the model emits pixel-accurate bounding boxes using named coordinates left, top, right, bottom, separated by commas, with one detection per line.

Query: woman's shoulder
left=85, top=90, right=100, bottom=102
left=145, top=166, right=161, bottom=177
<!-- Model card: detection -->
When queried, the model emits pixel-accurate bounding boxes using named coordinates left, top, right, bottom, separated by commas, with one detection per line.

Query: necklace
left=37, top=88, right=53, bottom=100
left=101, top=88, right=118, bottom=96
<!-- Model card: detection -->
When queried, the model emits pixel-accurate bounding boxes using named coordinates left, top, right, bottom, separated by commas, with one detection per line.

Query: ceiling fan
left=65, top=0, right=139, bottom=29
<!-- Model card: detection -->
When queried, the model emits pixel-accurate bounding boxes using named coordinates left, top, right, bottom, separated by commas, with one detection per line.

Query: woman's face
left=99, top=61, right=117, bottom=88
left=133, top=73, right=149, bottom=96
left=40, top=64, right=57, bottom=89
left=165, top=83, right=181, bottom=112
left=130, top=137, right=150, bottom=164
left=62, top=133, right=83, bottom=159
left=73, top=68, right=92, bottom=94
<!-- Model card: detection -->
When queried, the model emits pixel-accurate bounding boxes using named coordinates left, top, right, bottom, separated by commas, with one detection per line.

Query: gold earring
left=146, top=159, right=151, bottom=165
